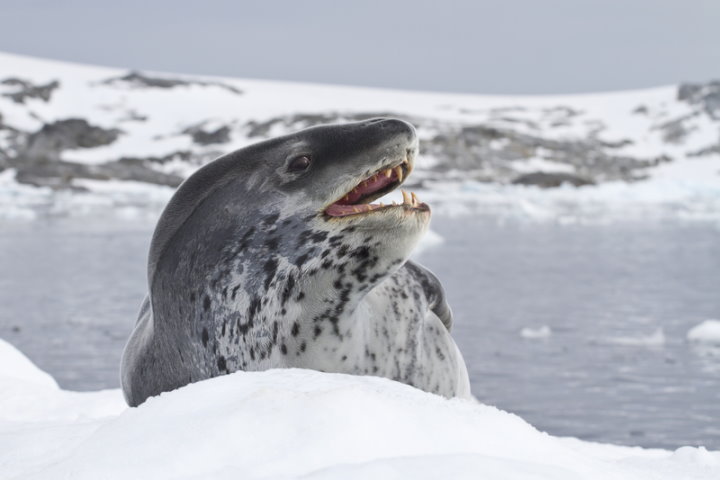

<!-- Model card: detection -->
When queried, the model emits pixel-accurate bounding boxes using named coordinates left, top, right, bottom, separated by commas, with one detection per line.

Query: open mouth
left=325, top=160, right=429, bottom=217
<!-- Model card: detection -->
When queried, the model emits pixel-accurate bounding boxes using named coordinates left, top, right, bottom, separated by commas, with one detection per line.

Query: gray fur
left=121, top=118, right=471, bottom=406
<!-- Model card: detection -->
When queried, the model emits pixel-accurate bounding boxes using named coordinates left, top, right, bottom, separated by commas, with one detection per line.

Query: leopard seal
left=120, top=118, right=471, bottom=406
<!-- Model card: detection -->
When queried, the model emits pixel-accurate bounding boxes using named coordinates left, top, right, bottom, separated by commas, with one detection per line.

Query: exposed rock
left=183, top=125, right=231, bottom=145
left=688, top=143, right=720, bottom=157
left=12, top=157, right=183, bottom=189
left=654, top=113, right=700, bottom=144
left=24, top=119, right=121, bottom=161
left=101, top=71, right=243, bottom=95
left=426, top=123, right=651, bottom=183
left=511, top=172, right=595, bottom=188
left=677, top=81, right=720, bottom=119
left=117, top=150, right=194, bottom=165
left=1, top=78, right=59, bottom=104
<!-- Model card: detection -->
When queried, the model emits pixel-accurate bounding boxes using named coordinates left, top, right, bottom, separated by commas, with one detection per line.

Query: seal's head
left=149, top=118, right=428, bottom=288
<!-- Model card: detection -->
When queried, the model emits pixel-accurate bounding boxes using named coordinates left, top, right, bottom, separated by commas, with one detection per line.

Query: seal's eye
left=288, top=155, right=312, bottom=172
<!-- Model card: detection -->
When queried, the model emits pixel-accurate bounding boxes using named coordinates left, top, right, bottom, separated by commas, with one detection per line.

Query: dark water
left=0, top=216, right=718, bottom=450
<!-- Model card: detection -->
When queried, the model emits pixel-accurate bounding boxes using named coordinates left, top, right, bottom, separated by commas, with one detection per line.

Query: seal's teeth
left=411, top=192, right=419, bottom=206
left=379, top=202, right=384, bottom=207
left=395, top=166, right=403, bottom=183
left=392, top=201, right=398, bottom=206
left=384, top=169, right=392, bottom=178
left=401, top=190, right=411, bottom=205
left=352, top=206, right=360, bottom=213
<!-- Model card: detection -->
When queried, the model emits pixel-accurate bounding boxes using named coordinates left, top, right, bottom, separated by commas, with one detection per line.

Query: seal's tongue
left=334, top=171, right=397, bottom=206
left=325, top=167, right=400, bottom=217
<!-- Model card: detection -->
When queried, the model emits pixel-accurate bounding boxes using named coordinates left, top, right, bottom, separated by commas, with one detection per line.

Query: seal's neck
left=150, top=213, right=416, bottom=370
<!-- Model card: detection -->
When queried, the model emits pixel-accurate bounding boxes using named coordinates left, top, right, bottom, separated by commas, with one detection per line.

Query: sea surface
left=1, top=216, right=718, bottom=450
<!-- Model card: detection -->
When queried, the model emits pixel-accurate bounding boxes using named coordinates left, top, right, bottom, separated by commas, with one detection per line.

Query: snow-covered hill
left=1, top=338, right=718, bottom=480
left=1, top=51, right=719, bottom=221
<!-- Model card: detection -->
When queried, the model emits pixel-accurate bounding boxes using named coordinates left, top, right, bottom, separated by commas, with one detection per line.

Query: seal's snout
left=363, top=117, right=417, bottom=144
left=322, top=118, right=427, bottom=219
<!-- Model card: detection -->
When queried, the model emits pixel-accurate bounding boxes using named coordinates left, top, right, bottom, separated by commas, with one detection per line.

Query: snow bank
left=1, top=339, right=718, bottom=480
left=687, top=320, right=720, bottom=345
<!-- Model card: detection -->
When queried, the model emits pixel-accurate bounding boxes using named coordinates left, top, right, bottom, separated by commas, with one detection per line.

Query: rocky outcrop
left=678, top=81, right=720, bottom=119
left=1, top=77, right=59, bottom=104
left=13, top=158, right=183, bottom=190
left=512, top=172, right=594, bottom=188
left=101, top=71, right=243, bottom=95
left=4, top=118, right=181, bottom=189
left=183, top=124, right=231, bottom=145
left=24, top=119, right=121, bottom=161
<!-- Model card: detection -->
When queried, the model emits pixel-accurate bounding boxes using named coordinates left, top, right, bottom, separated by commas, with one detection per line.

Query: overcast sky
left=1, top=0, right=718, bottom=94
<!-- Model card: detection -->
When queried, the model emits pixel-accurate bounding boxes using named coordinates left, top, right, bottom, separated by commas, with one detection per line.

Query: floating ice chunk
left=687, top=320, right=720, bottom=345
left=606, top=327, right=666, bottom=347
left=520, top=325, right=552, bottom=339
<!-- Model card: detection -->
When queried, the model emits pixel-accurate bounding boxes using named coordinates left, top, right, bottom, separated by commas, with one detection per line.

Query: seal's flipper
left=404, top=260, right=453, bottom=331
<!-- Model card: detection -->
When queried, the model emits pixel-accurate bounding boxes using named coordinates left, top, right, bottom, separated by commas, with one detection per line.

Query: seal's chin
left=324, top=159, right=429, bottom=218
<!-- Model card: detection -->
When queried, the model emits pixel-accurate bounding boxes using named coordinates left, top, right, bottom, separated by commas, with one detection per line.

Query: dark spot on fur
left=351, top=246, right=371, bottom=260
left=291, top=321, right=300, bottom=336
left=203, top=295, right=211, bottom=311
left=436, top=347, right=446, bottom=361
left=217, top=356, right=227, bottom=372
left=266, top=236, right=279, bottom=251
left=310, top=231, right=328, bottom=243
left=281, top=343, right=288, bottom=355
left=263, top=258, right=278, bottom=289
left=201, top=328, right=209, bottom=347
left=263, top=213, right=280, bottom=226
left=313, top=325, right=322, bottom=338
left=295, top=252, right=310, bottom=268
left=281, top=274, right=295, bottom=305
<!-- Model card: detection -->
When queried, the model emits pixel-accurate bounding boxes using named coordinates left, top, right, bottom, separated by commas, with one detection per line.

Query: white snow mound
left=0, top=339, right=718, bottom=479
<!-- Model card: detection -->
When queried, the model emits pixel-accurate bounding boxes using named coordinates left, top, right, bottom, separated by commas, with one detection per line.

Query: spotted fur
left=121, top=118, right=471, bottom=406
